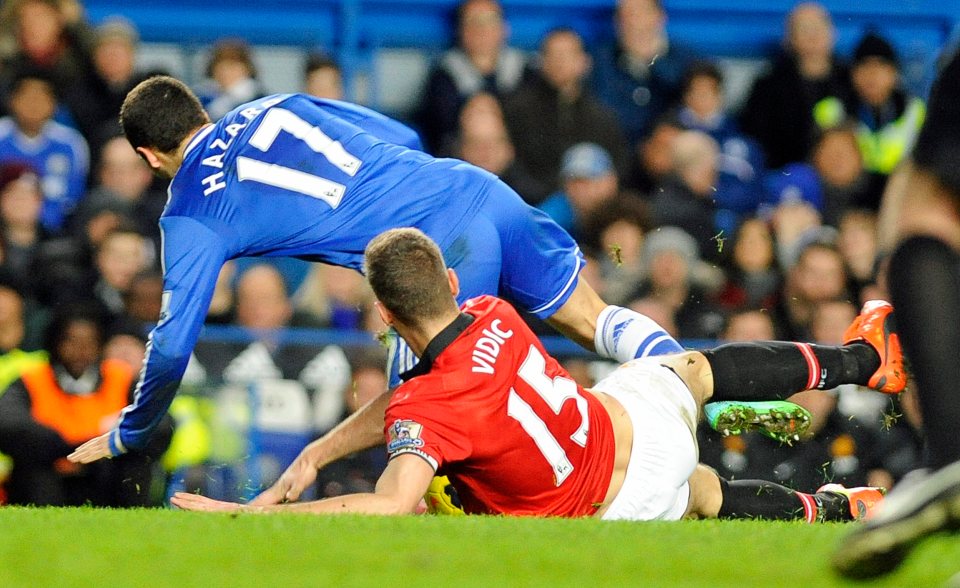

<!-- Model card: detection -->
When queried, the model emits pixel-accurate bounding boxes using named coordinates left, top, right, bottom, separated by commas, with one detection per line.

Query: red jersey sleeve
left=384, top=381, right=472, bottom=471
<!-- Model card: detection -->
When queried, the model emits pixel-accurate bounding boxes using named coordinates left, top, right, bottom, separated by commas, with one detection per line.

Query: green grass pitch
left=1, top=507, right=959, bottom=587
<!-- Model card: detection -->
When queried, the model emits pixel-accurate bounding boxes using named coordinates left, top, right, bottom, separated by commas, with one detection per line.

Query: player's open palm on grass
left=249, top=452, right=318, bottom=505
left=172, top=492, right=244, bottom=512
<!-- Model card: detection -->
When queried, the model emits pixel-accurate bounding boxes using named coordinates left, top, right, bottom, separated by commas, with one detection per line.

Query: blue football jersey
left=113, top=94, right=502, bottom=452
left=0, top=117, right=89, bottom=230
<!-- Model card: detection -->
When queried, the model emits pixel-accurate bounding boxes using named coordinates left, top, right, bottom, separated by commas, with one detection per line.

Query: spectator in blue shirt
left=0, top=69, right=89, bottom=231
left=672, top=61, right=765, bottom=218
left=591, top=0, right=699, bottom=148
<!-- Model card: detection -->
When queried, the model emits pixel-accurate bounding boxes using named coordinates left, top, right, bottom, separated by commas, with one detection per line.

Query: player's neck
left=178, top=124, right=212, bottom=158
left=396, top=310, right=462, bottom=358
left=158, top=124, right=212, bottom=178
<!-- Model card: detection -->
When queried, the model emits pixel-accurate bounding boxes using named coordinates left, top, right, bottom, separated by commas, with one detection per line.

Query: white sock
left=594, top=305, right=683, bottom=363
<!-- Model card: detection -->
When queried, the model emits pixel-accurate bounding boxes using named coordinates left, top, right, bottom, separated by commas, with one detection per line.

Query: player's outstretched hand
left=171, top=492, right=245, bottom=513
left=249, top=453, right=318, bottom=506
left=67, top=432, right=114, bottom=464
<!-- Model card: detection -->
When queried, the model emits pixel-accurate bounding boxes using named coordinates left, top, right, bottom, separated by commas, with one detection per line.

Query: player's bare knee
left=660, top=351, right=713, bottom=408
left=683, top=464, right=723, bottom=519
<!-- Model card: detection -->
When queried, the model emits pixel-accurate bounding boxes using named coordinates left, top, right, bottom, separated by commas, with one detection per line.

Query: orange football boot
left=843, top=300, right=906, bottom=394
left=818, top=483, right=886, bottom=521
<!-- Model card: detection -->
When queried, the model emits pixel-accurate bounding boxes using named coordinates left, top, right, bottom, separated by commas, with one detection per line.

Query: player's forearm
left=251, top=491, right=415, bottom=516
left=305, top=390, right=391, bottom=470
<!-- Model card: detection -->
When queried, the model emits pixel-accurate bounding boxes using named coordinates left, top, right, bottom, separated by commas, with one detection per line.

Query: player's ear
left=447, top=268, right=460, bottom=298
left=135, top=146, right=163, bottom=171
left=374, top=301, right=393, bottom=327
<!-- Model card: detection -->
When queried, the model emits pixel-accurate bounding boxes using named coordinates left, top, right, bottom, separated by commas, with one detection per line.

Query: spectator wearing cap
left=538, top=143, right=620, bottom=243
left=813, top=31, right=925, bottom=176
left=760, top=162, right=826, bottom=269
left=0, top=69, right=89, bottom=231
left=740, top=3, right=853, bottom=169
left=196, top=39, right=265, bottom=121
left=629, top=226, right=725, bottom=340
left=504, top=27, right=630, bottom=193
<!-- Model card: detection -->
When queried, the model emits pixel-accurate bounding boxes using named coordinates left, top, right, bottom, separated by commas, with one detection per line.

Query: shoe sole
left=832, top=467, right=960, bottom=579
left=713, top=405, right=810, bottom=444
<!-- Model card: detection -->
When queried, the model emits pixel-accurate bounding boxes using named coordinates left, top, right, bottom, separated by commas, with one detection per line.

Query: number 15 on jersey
left=507, top=345, right=590, bottom=486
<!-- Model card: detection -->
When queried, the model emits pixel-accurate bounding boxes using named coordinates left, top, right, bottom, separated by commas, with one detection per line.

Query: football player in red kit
left=173, top=228, right=902, bottom=521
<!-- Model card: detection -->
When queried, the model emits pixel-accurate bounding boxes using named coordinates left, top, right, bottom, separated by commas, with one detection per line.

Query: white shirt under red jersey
left=384, top=295, right=616, bottom=517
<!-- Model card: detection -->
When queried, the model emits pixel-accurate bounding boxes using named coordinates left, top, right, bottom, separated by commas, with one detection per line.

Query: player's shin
left=717, top=478, right=881, bottom=522
left=700, top=341, right=879, bottom=402
left=594, top=305, right=683, bottom=363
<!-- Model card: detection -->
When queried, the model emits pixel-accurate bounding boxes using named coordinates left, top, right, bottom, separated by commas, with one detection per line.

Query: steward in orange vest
left=22, top=359, right=133, bottom=446
left=0, top=306, right=172, bottom=506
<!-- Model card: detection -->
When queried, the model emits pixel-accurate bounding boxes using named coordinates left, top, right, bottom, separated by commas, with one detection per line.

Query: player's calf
left=717, top=478, right=883, bottom=522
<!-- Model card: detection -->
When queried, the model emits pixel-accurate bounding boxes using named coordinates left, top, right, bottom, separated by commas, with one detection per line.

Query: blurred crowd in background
left=0, top=0, right=937, bottom=506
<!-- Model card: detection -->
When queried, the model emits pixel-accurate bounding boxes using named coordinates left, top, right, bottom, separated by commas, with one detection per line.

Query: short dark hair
left=9, top=66, right=57, bottom=98
left=617, top=0, right=664, bottom=16
left=120, top=75, right=209, bottom=153
left=682, top=61, right=723, bottom=94
left=539, top=26, right=582, bottom=53
left=44, top=304, right=107, bottom=362
left=206, top=39, right=257, bottom=79
left=304, top=53, right=340, bottom=77
left=364, top=228, right=457, bottom=328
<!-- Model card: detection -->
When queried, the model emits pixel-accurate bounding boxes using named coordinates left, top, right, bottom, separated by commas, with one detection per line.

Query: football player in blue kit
left=67, top=76, right=800, bottom=504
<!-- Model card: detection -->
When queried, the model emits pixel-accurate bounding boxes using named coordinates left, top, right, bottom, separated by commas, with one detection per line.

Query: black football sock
left=889, top=236, right=960, bottom=469
left=701, top=341, right=879, bottom=402
left=717, top=479, right=851, bottom=522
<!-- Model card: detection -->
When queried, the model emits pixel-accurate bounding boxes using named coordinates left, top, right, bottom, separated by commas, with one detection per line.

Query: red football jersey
left=384, top=295, right=616, bottom=517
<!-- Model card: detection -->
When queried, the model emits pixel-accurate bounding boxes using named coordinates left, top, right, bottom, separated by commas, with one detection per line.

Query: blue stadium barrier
left=82, top=0, right=960, bottom=110
left=197, top=323, right=713, bottom=356
left=84, top=0, right=960, bottom=54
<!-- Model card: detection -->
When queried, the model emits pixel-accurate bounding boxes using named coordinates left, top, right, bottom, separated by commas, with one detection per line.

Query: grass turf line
left=1, top=507, right=959, bottom=587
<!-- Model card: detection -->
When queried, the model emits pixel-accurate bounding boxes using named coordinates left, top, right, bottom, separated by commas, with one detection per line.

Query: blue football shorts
left=444, top=181, right=585, bottom=317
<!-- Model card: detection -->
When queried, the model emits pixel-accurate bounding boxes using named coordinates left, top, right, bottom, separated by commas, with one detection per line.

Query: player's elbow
left=377, top=492, right=422, bottom=516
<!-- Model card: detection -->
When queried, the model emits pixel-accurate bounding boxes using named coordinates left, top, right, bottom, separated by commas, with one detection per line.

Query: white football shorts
left=593, top=358, right=699, bottom=521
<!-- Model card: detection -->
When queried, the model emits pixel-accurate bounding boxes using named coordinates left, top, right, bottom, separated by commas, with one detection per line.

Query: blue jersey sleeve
left=113, top=216, right=228, bottom=453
